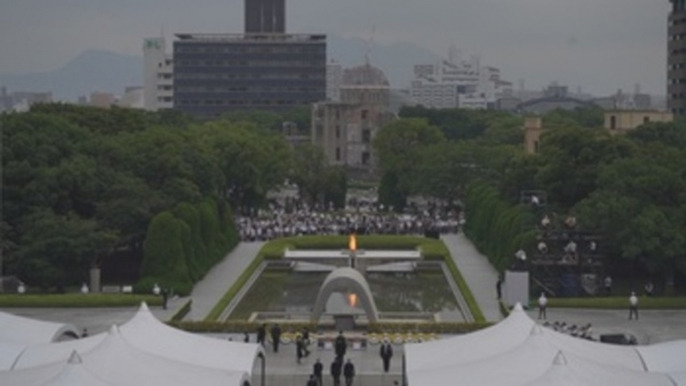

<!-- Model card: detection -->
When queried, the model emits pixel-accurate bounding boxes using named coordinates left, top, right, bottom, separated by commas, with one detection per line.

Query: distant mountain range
left=0, top=36, right=442, bottom=101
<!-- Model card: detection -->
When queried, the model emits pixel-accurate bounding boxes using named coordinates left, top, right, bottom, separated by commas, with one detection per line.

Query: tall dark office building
left=669, top=0, right=686, bottom=116
left=172, top=0, right=326, bottom=118
left=173, top=34, right=326, bottom=117
left=245, top=0, right=285, bottom=33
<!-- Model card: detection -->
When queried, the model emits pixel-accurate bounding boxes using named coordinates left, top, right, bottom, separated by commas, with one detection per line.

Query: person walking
left=296, top=334, right=305, bottom=364
left=334, top=331, right=347, bottom=360
left=343, top=358, right=355, bottom=386
left=538, top=293, right=548, bottom=320
left=496, top=277, right=503, bottom=300
left=306, top=374, right=318, bottom=386
left=243, top=331, right=250, bottom=343
left=256, top=324, right=266, bottom=347
left=379, top=338, right=393, bottom=373
left=313, top=358, right=323, bottom=386
left=330, top=357, right=342, bottom=386
left=629, top=292, right=639, bottom=320
left=270, top=323, right=282, bottom=353
left=302, top=327, right=311, bottom=357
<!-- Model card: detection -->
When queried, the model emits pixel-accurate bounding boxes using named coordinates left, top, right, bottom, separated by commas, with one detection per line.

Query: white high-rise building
left=143, top=37, right=173, bottom=111
left=326, top=59, right=343, bottom=102
left=410, top=50, right=512, bottom=110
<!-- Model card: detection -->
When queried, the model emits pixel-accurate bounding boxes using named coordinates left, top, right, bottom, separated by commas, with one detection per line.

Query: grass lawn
left=547, top=296, right=686, bottom=310
left=0, top=294, right=163, bottom=308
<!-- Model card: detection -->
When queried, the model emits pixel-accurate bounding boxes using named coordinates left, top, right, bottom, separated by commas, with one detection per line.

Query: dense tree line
left=375, top=107, right=686, bottom=289
left=1, top=104, right=340, bottom=293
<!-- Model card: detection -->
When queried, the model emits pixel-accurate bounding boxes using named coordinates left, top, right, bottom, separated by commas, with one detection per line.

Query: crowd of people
left=236, top=198, right=462, bottom=242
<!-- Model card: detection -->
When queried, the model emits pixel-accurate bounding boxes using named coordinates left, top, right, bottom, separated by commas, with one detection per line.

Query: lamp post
left=17, top=283, right=26, bottom=294
left=153, top=283, right=161, bottom=296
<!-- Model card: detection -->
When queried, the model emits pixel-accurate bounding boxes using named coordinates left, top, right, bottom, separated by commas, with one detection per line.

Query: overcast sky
left=0, top=0, right=670, bottom=96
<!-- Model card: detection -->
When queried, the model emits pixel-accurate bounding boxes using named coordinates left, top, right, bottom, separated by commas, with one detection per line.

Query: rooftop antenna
left=365, top=24, right=376, bottom=66
left=364, top=0, right=376, bottom=66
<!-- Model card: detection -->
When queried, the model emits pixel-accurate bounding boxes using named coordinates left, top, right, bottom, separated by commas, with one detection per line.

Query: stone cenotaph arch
left=311, top=267, right=379, bottom=323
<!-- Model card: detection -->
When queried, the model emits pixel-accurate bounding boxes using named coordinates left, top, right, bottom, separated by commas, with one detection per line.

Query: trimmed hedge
left=428, top=254, right=486, bottom=323
left=168, top=320, right=491, bottom=334
left=547, top=296, right=686, bottom=310
left=170, top=299, right=193, bottom=322
left=169, top=320, right=318, bottom=333
left=368, top=322, right=491, bottom=334
left=205, top=235, right=486, bottom=323
left=463, top=180, right=537, bottom=273
left=137, top=198, right=239, bottom=296
left=258, top=235, right=449, bottom=260
left=0, top=294, right=162, bottom=308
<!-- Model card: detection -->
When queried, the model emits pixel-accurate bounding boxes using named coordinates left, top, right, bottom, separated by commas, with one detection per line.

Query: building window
left=361, top=110, right=369, bottom=120
left=534, top=141, right=539, bottom=153
left=336, top=147, right=341, bottom=161
left=362, top=129, right=371, bottom=144
left=610, top=115, right=616, bottom=129
left=643, top=116, right=650, bottom=124
left=335, top=125, right=340, bottom=139
left=362, top=151, right=370, bottom=165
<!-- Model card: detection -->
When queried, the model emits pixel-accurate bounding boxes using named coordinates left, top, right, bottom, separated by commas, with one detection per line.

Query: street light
left=81, top=283, right=89, bottom=294
left=17, top=283, right=26, bottom=294
left=153, top=283, right=161, bottom=296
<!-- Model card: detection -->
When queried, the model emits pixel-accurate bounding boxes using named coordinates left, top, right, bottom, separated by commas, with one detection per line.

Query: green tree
left=12, top=211, right=117, bottom=291
left=140, top=211, right=193, bottom=294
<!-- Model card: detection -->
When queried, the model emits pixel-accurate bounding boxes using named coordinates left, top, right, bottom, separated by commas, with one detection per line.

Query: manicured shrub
left=464, top=180, right=535, bottom=272
left=173, top=202, right=206, bottom=280
left=138, top=211, right=193, bottom=295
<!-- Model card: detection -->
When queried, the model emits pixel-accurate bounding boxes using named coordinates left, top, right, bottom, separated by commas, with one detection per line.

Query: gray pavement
left=212, top=333, right=404, bottom=386
left=187, top=241, right=265, bottom=320
left=526, top=308, right=686, bottom=345
left=441, top=234, right=501, bottom=322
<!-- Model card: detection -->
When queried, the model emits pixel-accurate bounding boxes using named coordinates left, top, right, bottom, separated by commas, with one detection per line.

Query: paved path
left=441, top=234, right=501, bottom=322
left=186, top=241, right=265, bottom=320
left=213, top=332, right=405, bottom=386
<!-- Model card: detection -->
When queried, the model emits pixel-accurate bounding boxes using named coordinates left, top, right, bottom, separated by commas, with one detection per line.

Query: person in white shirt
left=629, top=292, right=639, bottom=320
left=538, top=293, right=548, bottom=320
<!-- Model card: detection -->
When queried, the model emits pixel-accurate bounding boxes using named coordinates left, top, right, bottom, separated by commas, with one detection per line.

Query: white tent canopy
left=118, top=302, right=263, bottom=375
left=2, top=303, right=262, bottom=377
left=405, top=303, right=535, bottom=371
left=636, top=340, right=686, bottom=373
left=0, top=327, right=250, bottom=386
left=10, top=334, right=106, bottom=371
left=0, top=311, right=79, bottom=345
left=405, top=303, right=686, bottom=386
left=522, top=352, right=674, bottom=386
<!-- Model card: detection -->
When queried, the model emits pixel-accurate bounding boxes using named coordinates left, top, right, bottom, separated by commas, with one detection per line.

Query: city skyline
left=0, top=0, right=670, bottom=97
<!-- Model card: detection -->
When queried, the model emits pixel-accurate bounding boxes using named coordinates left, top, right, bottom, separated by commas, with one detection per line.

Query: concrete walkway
left=186, top=241, right=265, bottom=320
left=441, top=234, right=501, bottom=322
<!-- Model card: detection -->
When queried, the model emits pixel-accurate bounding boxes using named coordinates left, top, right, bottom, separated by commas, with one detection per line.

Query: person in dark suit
left=334, top=331, right=347, bottom=359
left=270, top=324, right=282, bottom=353
left=256, top=324, right=266, bottom=347
left=379, top=338, right=393, bottom=373
left=313, top=358, right=323, bottom=386
left=330, top=357, right=342, bottom=386
left=343, top=359, right=355, bottom=386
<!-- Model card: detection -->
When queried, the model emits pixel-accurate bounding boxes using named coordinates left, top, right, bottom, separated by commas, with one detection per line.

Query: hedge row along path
left=441, top=234, right=502, bottom=322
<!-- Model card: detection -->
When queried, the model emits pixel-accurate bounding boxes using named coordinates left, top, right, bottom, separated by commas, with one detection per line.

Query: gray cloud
left=0, top=0, right=670, bottom=96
